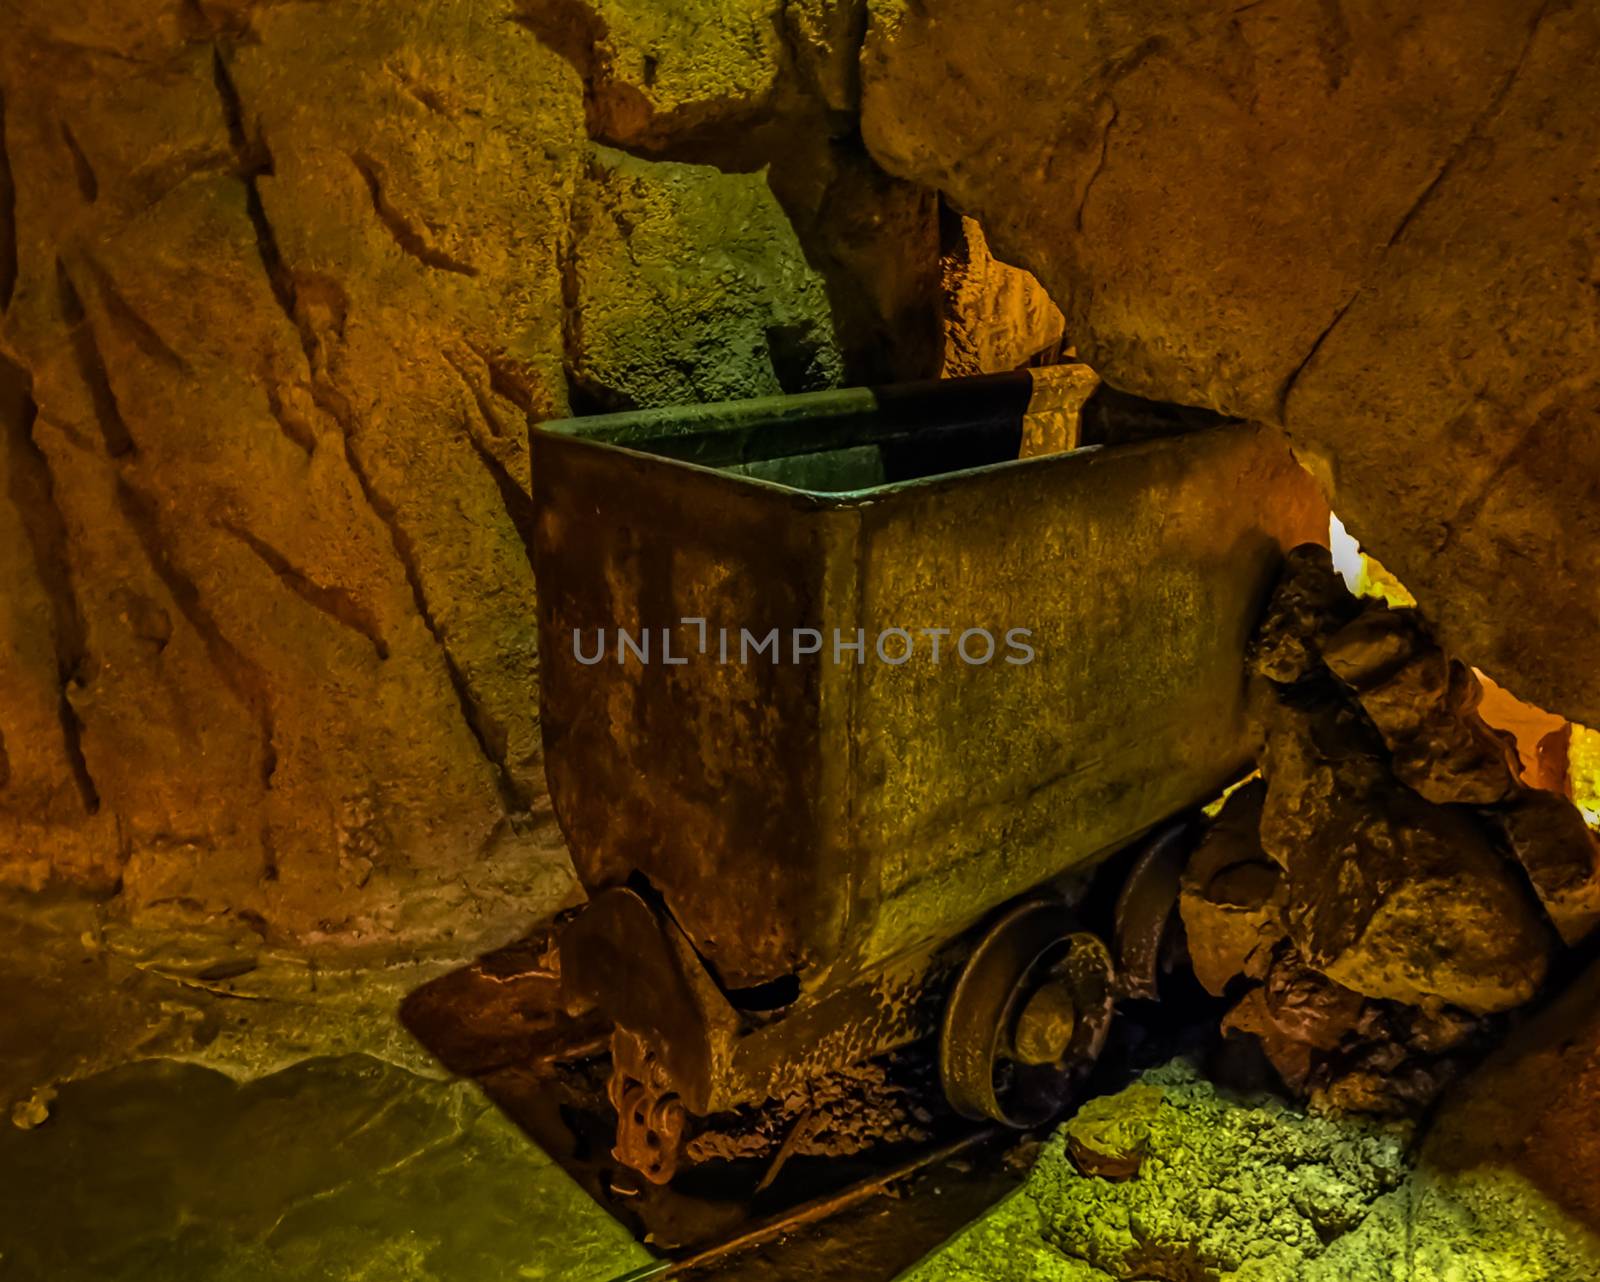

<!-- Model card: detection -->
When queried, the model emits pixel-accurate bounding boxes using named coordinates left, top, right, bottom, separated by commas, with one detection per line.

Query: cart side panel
left=531, top=434, right=852, bottom=987
left=843, top=423, right=1329, bottom=967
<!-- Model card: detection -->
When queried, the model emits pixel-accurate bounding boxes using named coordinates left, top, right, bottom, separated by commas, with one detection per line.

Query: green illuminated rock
left=567, top=147, right=843, bottom=410
left=902, top=1061, right=1411, bottom=1282
left=0, top=1054, right=650, bottom=1282
left=904, top=1050, right=1600, bottom=1282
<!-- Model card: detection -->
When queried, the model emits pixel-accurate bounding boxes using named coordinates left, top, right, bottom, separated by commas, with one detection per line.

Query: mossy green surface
left=901, top=1059, right=1600, bottom=1282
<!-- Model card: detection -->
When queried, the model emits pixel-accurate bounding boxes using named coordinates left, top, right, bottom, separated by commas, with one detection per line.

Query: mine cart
left=528, top=368, right=1326, bottom=1182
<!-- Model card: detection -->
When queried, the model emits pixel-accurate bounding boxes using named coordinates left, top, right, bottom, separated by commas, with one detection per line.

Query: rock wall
left=860, top=0, right=1600, bottom=726
left=8, top=0, right=1595, bottom=955
left=0, top=0, right=952, bottom=950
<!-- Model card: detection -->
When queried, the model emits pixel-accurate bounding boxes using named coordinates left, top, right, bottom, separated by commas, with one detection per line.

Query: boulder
left=1247, top=544, right=1363, bottom=687
left=1178, top=779, right=1285, bottom=997
left=1488, top=789, right=1600, bottom=946
left=904, top=1062, right=1415, bottom=1282
left=1321, top=604, right=1522, bottom=805
left=860, top=0, right=1600, bottom=728
left=566, top=147, right=843, bottom=409
left=1223, top=987, right=1315, bottom=1092
left=1061, top=1083, right=1161, bottom=1180
left=1258, top=684, right=1551, bottom=1014
left=1258, top=944, right=1366, bottom=1054
left=938, top=214, right=1065, bottom=378
left=1220, top=942, right=1367, bottom=1093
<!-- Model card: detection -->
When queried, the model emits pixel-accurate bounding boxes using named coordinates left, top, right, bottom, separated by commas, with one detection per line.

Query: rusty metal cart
left=528, top=368, right=1326, bottom=1183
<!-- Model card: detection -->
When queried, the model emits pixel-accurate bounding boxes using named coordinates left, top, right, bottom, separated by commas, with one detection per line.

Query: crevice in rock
left=763, top=321, right=829, bottom=395
left=58, top=121, right=98, bottom=203
left=178, top=0, right=251, bottom=43
left=1076, top=97, right=1119, bottom=233
left=467, top=341, right=546, bottom=417
left=2, top=358, right=101, bottom=815
left=367, top=484, right=525, bottom=812
left=349, top=151, right=480, bottom=278
left=115, top=477, right=279, bottom=792
left=210, top=43, right=523, bottom=813
left=216, top=519, right=390, bottom=661
left=440, top=348, right=541, bottom=555
left=126, top=142, right=238, bottom=217
left=1281, top=0, right=1557, bottom=426
left=386, top=61, right=455, bottom=118
left=55, top=260, right=137, bottom=458
left=84, top=255, right=191, bottom=375
left=554, top=208, right=603, bottom=414
left=1277, top=285, right=1361, bottom=422
left=211, top=47, right=296, bottom=328
left=460, top=417, right=541, bottom=573
left=511, top=0, right=654, bottom=150
left=299, top=339, right=528, bottom=808
left=1433, top=373, right=1597, bottom=554
left=441, top=349, right=508, bottom=440
left=55, top=689, right=99, bottom=817
left=1383, top=0, right=1555, bottom=255
left=1100, top=33, right=1169, bottom=96
left=0, top=86, right=16, bottom=313
left=259, top=816, right=278, bottom=883
left=1312, top=0, right=1354, bottom=93
left=327, top=398, right=528, bottom=814
left=135, top=960, right=275, bottom=1002
left=261, top=371, right=316, bottom=457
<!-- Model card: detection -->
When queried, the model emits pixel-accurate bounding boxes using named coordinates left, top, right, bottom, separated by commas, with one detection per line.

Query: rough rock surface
left=513, top=0, right=786, bottom=151
left=522, top=0, right=946, bottom=384
left=0, top=1053, right=649, bottom=1282
left=903, top=1060, right=1415, bottom=1282
left=939, top=213, right=1065, bottom=377
left=903, top=1042, right=1600, bottom=1282
left=1221, top=944, right=1366, bottom=1090
left=0, top=887, right=531, bottom=1121
left=1179, top=779, right=1284, bottom=998
left=1183, top=546, right=1600, bottom=1108
left=1488, top=789, right=1600, bottom=946
left=0, top=0, right=955, bottom=949
left=1415, top=953, right=1600, bottom=1280
left=1186, top=544, right=1600, bottom=1118
left=1246, top=544, right=1363, bottom=686
left=1321, top=606, right=1522, bottom=806
left=1257, top=681, right=1551, bottom=1014
left=0, top=1, right=591, bottom=948
left=1250, top=546, right=1600, bottom=979
left=1061, top=1084, right=1160, bottom=1181
left=566, top=146, right=843, bottom=409
left=860, top=0, right=1600, bottom=727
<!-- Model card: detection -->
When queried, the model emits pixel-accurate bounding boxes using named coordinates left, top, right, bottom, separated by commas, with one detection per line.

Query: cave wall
left=5, top=0, right=1593, bottom=952
left=0, top=0, right=944, bottom=950
left=860, top=0, right=1600, bottom=725
left=0, top=0, right=1072, bottom=951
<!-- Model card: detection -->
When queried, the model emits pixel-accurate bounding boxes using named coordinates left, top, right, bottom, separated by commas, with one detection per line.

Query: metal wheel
left=939, top=898, right=1115, bottom=1127
left=1113, top=818, right=1198, bottom=1000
